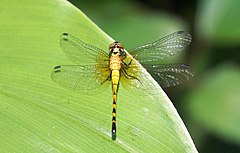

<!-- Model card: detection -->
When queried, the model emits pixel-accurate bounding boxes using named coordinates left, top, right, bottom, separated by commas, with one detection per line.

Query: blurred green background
left=68, top=0, right=240, bottom=152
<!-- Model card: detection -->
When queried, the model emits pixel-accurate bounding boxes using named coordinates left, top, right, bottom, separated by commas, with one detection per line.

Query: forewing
left=60, top=33, right=109, bottom=64
left=51, top=64, right=110, bottom=94
left=142, top=64, right=194, bottom=88
left=128, top=31, right=192, bottom=64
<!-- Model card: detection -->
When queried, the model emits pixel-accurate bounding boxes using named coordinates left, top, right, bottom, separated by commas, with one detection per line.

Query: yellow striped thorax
left=109, top=41, right=125, bottom=71
left=109, top=42, right=125, bottom=58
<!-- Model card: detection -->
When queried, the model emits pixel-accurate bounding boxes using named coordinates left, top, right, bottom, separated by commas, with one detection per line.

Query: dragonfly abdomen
left=111, top=69, right=119, bottom=140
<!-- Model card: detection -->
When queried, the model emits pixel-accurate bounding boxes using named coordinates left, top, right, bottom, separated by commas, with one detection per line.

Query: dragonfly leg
left=100, top=75, right=111, bottom=85
left=122, top=68, right=141, bottom=83
left=122, top=59, right=133, bottom=69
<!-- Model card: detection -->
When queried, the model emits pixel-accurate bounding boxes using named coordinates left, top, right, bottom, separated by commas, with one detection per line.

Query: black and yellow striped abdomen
left=111, top=69, right=120, bottom=140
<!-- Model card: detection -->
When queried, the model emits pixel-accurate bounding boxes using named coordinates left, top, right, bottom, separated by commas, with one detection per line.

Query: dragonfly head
left=109, top=41, right=124, bottom=56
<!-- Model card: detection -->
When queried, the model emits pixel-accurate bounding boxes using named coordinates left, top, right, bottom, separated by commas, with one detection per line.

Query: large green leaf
left=0, top=0, right=197, bottom=152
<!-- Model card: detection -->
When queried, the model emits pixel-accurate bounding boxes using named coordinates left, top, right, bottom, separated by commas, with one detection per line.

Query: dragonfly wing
left=128, top=31, right=192, bottom=64
left=60, top=33, right=109, bottom=64
left=51, top=64, right=110, bottom=94
left=120, top=59, right=158, bottom=94
left=142, top=64, right=194, bottom=88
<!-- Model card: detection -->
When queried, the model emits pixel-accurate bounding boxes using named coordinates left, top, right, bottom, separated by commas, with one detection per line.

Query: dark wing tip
left=54, top=65, right=61, bottom=69
left=63, top=33, right=69, bottom=36
left=61, top=33, right=69, bottom=41
left=180, top=64, right=190, bottom=68
left=176, top=31, right=190, bottom=35
left=52, top=65, right=61, bottom=73
left=180, top=64, right=194, bottom=77
left=176, top=30, right=191, bottom=36
left=176, top=31, right=186, bottom=34
left=177, top=31, right=189, bottom=33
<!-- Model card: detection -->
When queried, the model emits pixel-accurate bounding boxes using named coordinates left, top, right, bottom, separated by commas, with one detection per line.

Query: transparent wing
left=120, top=56, right=193, bottom=93
left=128, top=31, right=192, bottom=64
left=142, top=64, right=194, bottom=88
left=51, top=64, right=110, bottom=94
left=60, top=33, right=109, bottom=64
left=120, top=58, right=159, bottom=94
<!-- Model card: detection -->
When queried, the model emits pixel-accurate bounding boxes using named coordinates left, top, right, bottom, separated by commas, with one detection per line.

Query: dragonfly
left=51, top=31, right=194, bottom=140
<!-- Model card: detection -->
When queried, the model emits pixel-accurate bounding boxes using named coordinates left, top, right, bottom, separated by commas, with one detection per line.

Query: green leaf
left=188, top=63, right=240, bottom=144
left=0, top=0, right=197, bottom=152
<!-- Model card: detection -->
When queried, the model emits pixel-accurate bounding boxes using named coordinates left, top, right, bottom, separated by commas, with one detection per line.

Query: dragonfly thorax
left=109, top=41, right=124, bottom=57
left=108, top=42, right=124, bottom=71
